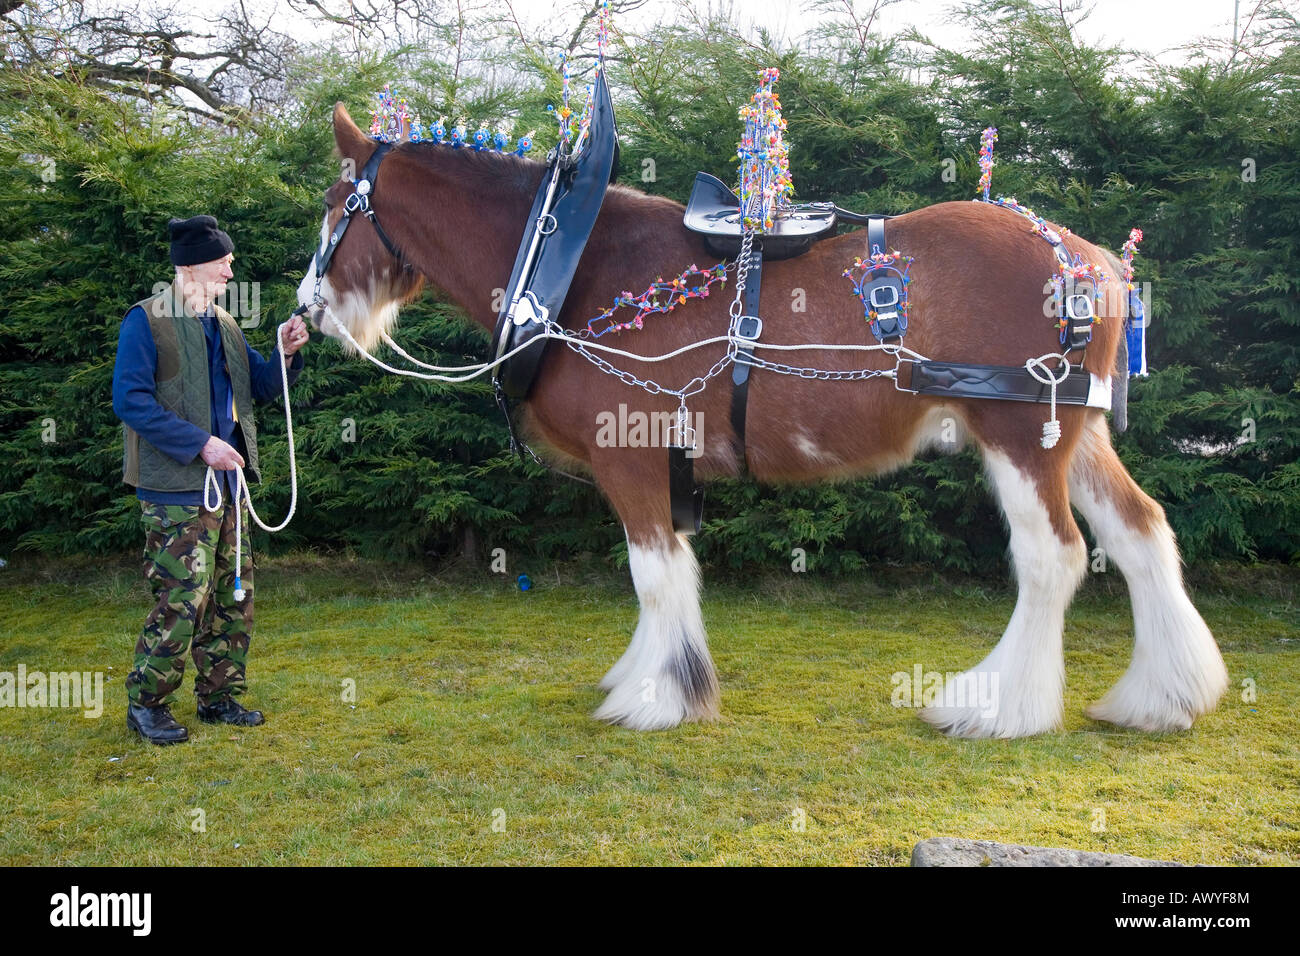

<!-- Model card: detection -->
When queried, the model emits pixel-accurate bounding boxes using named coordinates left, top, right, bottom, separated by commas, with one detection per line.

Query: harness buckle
left=869, top=284, right=900, bottom=309
left=891, top=358, right=918, bottom=394
left=1066, top=292, right=1095, bottom=322
left=733, top=315, right=762, bottom=341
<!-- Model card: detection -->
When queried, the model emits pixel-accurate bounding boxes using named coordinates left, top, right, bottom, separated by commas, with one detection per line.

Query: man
left=112, top=215, right=309, bottom=745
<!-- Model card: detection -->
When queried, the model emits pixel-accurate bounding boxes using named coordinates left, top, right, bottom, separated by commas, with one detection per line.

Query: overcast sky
left=489, top=0, right=1259, bottom=66
left=218, top=0, right=1268, bottom=68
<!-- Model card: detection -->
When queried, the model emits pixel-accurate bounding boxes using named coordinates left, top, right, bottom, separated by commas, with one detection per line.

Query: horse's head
left=296, top=103, right=425, bottom=352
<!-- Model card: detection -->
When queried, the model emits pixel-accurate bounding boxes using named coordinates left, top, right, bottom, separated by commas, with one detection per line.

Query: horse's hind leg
left=589, top=451, right=720, bottom=730
left=920, top=430, right=1086, bottom=738
left=1068, top=415, right=1229, bottom=730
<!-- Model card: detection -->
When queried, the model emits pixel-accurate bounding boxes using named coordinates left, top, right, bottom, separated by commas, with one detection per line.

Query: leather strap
left=491, top=71, right=620, bottom=400
left=729, top=241, right=763, bottom=450
left=867, top=217, right=887, bottom=257
left=313, top=143, right=408, bottom=282
left=903, top=359, right=1100, bottom=406
left=669, top=446, right=704, bottom=534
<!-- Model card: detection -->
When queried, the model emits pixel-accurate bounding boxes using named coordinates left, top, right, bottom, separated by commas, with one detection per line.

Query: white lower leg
left=1069, top=425, right=1229, bottom=730
left=920, top=450, right=1084, bottom=738
left=594, top=532, right=720, bottom=730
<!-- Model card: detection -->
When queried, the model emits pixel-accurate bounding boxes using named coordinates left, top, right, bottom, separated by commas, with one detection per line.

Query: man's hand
left=201, top=436, right=245, bottom=471
left=280, top=315, right=309, bottom=358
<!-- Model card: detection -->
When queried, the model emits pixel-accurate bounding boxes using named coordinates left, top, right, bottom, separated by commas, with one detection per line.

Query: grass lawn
left=0, top=555, right=1296, bottom=866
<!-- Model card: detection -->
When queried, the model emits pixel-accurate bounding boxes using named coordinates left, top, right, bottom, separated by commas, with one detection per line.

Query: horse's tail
left=1098, top=248, right=1129, bottom=433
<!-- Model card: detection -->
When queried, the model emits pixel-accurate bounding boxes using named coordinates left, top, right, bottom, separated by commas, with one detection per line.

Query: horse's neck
left=393, top=151, right=545, bottom=333
left=392, top=152, right=704, bottom=335
left=576, top=188, right=711, bottom=325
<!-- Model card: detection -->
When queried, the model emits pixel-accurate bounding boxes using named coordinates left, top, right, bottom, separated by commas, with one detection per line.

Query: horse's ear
left=333, top=102, right=370, bottom=161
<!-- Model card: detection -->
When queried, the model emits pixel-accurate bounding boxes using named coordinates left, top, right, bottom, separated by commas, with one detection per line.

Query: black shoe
left=197, top=697, right=265, bottom=726
left=126, top=703, right=189, bottom=745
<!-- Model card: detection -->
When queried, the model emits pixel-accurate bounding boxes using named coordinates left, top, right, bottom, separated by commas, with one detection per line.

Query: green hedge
left=2, top=2, right=1296, bottom=571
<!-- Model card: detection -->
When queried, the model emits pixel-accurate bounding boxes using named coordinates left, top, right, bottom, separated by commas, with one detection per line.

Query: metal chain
left=742, top=352, right=895, bottom=381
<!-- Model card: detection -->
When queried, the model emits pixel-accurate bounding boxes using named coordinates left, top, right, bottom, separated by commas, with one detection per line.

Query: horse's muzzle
left=293, top=301, right=327, bottom=333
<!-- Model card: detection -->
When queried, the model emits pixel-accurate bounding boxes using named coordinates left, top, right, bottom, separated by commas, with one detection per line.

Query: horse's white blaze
left=1069, top=419, right=1229, bottom=731
left=595, top=532, right=720, bottom=730
left=295, top=213, right=332, bottom=311
left=295, top=212, right=398, bottom=353
left=920, top=449, right=1084, bottom=738
left=325, top=277, right=401, bottom=352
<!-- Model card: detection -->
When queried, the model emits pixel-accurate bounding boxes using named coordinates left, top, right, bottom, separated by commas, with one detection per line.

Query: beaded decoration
left=548, top=2, right=610, bottom=157
left=736, top=67, right=794, bottom=233
left=1121, top=227, right=1143, bottom=289
left=585, top=263, right=730, bottom=337
left=842, top=249, right=914, bottom=342
left=370, top=84, right=411, bottom=142
left=973, top=125, right=1109, bottom=344
left=978, top=127, right=997, bottom=202
left=973, top=128, right=1071, bottom=245
left=988, top=196, right=1071, bottom=246
left=368, top=86, right=536, bottom=156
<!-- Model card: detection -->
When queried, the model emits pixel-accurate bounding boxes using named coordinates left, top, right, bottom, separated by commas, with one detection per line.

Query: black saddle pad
left=683, top=171, right=837, bottom=260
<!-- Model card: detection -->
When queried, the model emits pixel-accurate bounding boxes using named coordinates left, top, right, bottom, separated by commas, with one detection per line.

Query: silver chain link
left=741, top=353, right=895, bottom=381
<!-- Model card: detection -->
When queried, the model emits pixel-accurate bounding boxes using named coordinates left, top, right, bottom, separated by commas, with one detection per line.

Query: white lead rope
left=350, top=316, right=1071, bottom=453
left=203, top=320, right=299, bottom=601
left=330, top=316, right=933, bottom=383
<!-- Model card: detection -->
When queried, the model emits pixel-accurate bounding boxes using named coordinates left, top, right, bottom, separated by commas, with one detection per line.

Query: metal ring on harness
left=537, top=213, right=558, bottom=236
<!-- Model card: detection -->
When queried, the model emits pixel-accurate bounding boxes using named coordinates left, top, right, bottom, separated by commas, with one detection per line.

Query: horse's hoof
left=1084, top=694, right=1197, bottom=733
left=593, top=695, right=688, bottom=731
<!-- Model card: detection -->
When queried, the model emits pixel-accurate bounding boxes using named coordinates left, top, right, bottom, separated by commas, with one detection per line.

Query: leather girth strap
left=903, top=359, right=1104, bottom=407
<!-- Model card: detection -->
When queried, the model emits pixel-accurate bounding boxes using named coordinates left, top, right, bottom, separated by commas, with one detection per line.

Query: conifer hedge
left=2, top=2, right=1296, bottom=572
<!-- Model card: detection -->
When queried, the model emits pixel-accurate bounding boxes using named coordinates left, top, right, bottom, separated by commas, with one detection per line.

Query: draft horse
left=297, top=102, right=1229, bottom=738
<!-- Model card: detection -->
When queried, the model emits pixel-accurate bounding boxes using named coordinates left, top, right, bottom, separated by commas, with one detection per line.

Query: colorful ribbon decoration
left=585, top=263, right=730, bottom=337
left=978, top=127, right=998, bottom=202
left=736, top=67, right=794, bottom=233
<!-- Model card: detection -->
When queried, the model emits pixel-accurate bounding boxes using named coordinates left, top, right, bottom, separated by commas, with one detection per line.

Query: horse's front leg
left=920, top=416, right=1087, bottom=738
left=590, top=449, right=720, bottom=730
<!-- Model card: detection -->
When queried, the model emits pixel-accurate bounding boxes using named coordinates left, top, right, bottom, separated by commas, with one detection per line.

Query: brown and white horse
left=297, top=103, right=1229, bottom=738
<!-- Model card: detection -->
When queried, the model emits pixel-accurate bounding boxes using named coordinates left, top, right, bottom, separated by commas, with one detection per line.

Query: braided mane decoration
left=369, top=83, right=535, bottom=156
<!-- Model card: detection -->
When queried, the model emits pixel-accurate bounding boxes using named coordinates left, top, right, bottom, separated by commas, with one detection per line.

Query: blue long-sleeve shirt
left=112, top=305, right=304, bottom=506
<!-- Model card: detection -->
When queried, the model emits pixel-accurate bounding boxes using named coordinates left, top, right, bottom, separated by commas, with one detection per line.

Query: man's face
left=184, top=254, right=235, bottom=302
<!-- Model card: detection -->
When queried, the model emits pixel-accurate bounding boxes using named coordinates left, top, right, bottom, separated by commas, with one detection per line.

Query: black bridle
left=293, top=141, right=408, bottom=320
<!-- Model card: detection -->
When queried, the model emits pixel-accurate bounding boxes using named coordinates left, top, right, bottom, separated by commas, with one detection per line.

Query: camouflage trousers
left=126, top=497, right=254, bottom=707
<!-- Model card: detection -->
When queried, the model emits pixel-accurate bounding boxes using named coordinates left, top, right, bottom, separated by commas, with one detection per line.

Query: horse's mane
left=394, top=140, right=687, bottom=221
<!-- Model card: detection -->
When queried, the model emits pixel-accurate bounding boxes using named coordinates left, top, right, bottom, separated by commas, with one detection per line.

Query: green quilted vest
left=121, top=281, right=261, bottom=491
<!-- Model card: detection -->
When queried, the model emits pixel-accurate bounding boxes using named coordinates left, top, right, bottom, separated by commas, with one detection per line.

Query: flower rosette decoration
left=735, top=67, right=794, bottom=233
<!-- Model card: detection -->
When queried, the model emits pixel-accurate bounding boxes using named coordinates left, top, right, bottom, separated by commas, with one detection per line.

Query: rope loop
left=1024, top=352, right=1070, bottom=449
left=202, top=320, right=300, bottom=600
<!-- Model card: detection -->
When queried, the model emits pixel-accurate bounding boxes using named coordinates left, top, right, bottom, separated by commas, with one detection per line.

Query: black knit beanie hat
left=169, top=215, right=234, bottom=266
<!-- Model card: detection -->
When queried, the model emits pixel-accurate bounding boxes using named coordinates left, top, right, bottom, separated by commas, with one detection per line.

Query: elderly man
left=112, top=215, right=309, bottom=745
